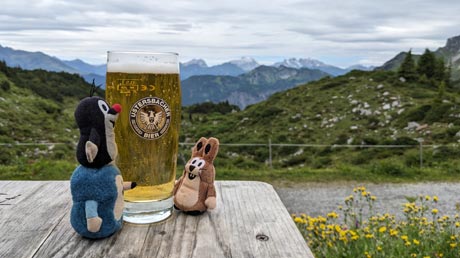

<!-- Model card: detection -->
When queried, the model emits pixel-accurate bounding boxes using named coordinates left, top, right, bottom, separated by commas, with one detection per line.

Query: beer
left=106, top=52, right=180, bottom=224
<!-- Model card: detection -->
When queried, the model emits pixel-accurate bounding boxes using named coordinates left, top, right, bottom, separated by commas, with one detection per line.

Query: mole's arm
left=85, top=200, right=102, bottom=232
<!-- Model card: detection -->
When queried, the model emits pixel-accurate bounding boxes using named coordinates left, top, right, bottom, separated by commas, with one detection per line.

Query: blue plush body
left=70, top=164, right=123, bottom=239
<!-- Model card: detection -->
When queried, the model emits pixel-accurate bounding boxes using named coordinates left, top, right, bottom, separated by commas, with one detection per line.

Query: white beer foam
left=107, top=52, right=179, bottom=74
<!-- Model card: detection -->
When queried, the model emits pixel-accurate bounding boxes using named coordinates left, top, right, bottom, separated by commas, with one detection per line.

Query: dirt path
left=275, top=182, right=460, bottom=219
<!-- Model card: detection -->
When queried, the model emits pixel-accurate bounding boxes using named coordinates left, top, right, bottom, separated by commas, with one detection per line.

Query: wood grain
left=0, top=181, right=313, bottom=258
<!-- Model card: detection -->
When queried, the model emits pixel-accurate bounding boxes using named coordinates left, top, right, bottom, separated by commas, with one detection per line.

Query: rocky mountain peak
left=228, top=57, right=259, bottom=71
left=182, top=59, right=208, bottom=67
left=445, top=35, right=460, bottom=54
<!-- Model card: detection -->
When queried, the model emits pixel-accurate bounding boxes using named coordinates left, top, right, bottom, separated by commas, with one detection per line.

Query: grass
left=215, top=165, right=460, bottom=186
left=293, top=187, right=460, bottom=258
left=3, top=148, right=460, bottom=183
left=0, top=158, right=75, bottom=180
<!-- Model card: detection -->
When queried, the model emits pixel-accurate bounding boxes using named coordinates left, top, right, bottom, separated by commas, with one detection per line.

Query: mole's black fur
left=75, top=96, right=116, bottom=168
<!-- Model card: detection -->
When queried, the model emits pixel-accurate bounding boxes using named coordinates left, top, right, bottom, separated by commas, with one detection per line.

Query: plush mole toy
left=70, top=96, right=135, bottom=239
left=173, top=137, right=219, bottom=215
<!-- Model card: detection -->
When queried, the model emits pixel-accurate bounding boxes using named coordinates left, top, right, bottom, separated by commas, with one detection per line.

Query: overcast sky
left=1, top=0, right=459, bottom=67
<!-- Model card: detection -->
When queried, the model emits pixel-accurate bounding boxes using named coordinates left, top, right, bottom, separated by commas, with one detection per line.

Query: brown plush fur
left=173, top=137, right=219, bottom=213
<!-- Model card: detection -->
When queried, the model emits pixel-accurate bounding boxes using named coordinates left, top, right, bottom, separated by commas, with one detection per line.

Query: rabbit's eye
left=191, top=157, right=201, bottom=165
left=198, top=161, right=204, bottom=167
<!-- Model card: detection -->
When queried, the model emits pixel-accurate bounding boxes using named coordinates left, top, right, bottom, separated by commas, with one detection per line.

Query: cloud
left=1, top=0, right=459, bottom=66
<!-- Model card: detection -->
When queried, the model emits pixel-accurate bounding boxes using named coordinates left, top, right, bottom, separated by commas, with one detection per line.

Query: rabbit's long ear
left=192, top=137, right=207, bottom=157
left=203, top=137, right=219, bottom=163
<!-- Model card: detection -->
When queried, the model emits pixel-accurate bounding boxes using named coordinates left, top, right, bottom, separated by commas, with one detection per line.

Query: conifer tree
left=434, top=58, right=446, bottom=82
left=438, top=80, right=446, bottom=101
left=398, top=50, right=417, bottom=82
left=417, top=48, right=436, bottom=79
left=444, top=61, right=452, bottom=87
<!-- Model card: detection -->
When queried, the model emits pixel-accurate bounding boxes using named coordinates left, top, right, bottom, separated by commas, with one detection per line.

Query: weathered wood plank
left=0, top=181, right=70, bottom=258
left=1, top=181, right=313, bottom=258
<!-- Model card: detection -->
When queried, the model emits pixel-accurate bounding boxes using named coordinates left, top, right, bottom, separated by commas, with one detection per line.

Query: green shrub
left=311, top=156, right=332, bottom=168
left=351, top=150, right=378, bottom=165
left=282, top=154, right=308, bottom=167
left=404, top=105, right=431, bottom=122
left=370, top=159, right=406, bottom=176
left=34, top=99, right=61, bottom=114
left=390, top=137, right=419, bottom=146
left=446, top=126, right=460, bottom=137
left=0, top=80, right=10, bottom=91
left=372, top=70, right=394, bottom=82
left=424, top=102, right=453, bottom=123
left=320, top=78, right=348, bottom=90
left=432, top=145, right=460, bottom=161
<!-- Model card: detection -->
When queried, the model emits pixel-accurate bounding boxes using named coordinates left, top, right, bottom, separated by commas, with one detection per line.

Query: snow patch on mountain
left=182, top=59, right=208, bottom=67
left=228, top=57, right=259, bottom=71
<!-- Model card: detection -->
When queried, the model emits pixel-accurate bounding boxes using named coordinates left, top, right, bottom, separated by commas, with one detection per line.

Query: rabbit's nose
left=189, top=165, right=196, bottom=171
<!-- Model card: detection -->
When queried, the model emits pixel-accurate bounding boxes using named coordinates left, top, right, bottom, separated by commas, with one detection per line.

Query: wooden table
left=0, top=181, right=313, bottom=258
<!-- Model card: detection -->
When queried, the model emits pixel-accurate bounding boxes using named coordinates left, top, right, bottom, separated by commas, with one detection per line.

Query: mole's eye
left=98, top=100, right=109, bottom=114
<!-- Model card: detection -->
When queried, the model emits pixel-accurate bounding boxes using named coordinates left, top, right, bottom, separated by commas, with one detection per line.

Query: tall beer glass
left=106, top=52, right=180, bottom=224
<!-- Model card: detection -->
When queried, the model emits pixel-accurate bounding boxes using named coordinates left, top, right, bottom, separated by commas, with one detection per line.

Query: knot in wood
left=256, top=234, right=269, bottom=241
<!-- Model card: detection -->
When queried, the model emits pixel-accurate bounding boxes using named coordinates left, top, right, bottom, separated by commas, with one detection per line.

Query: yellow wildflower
left=411, top=254, right=417, bottom=258
left=450, top=243, right=457, bottom=248
left=456, top=222, right=460, bottom=228
left=432, top=208, right=439, bottom=215
left=365, top=234, right=374, bottom=239
left=413, top=239, right=420, bottom=245
left=334, top=225, right=342, bottom=232
left=405, top=241, right=411, bottom=246
left=433, top=195, right=439, bottom=202
left=425, top=195, right=431, bottom=201
left=379, top=226, right=387, bottom=233
left=327, top=212, right=338, bottom=219
left=390, top=229, right=398, bottom=237
left=377, top=246, right=382, bottom=251
left=294, top=217, right=303, bottom=224
left=401, top=235, right=409, bottom=241
left=371, top=195, right=377, bottom=201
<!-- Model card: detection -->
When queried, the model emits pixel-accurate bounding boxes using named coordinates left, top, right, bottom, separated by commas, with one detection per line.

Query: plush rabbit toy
left=70, top=96, right=135, bottom=239
left=173, top=137, right=219, bottom=215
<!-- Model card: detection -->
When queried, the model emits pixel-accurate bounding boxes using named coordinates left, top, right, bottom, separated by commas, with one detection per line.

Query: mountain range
left=0, top=44, right=372, bottom=82
left=182, top=65, right=329, bottom=108
left=1, top=34, right=459, bottom=109
left=180, top=57, right=373, bottom=79
left=0, top=44, right=374, bottom=108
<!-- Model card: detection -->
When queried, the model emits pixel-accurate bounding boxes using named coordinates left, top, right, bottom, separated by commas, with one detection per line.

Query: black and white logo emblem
left=130, top=97, right=171, bottom=139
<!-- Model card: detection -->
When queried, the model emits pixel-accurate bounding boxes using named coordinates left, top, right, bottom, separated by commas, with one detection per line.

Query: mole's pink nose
left=112, top=103, right=122, bottom=113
